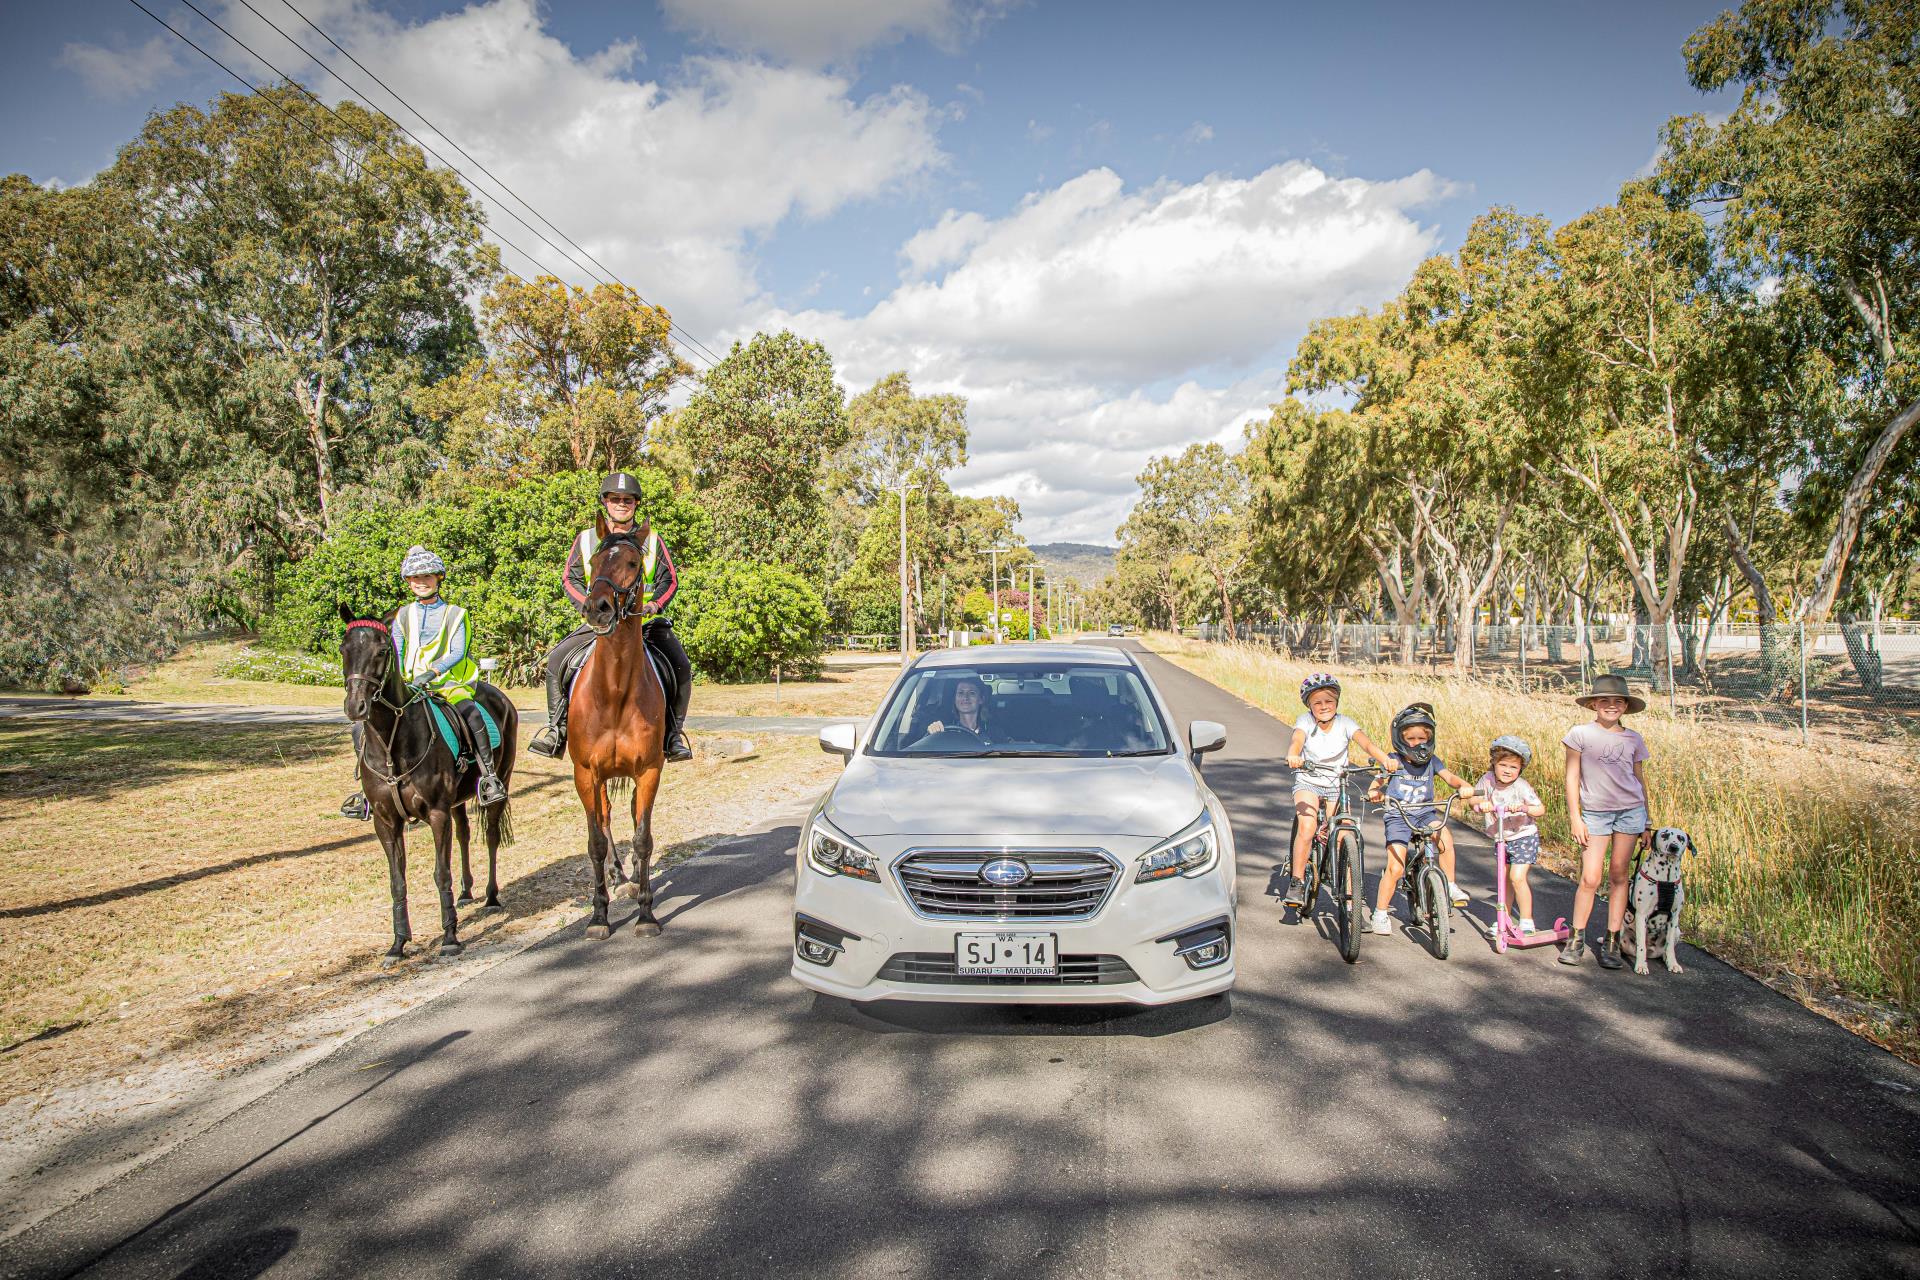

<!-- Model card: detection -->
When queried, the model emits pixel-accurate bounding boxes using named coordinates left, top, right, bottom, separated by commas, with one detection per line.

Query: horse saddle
left=564, top=640, right=677, bottom=718
left=426, top=688, right=502, bottom=770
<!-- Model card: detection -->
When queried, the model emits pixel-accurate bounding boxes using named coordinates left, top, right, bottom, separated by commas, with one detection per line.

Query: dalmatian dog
left=1623, top=827, right=1695, bottom=975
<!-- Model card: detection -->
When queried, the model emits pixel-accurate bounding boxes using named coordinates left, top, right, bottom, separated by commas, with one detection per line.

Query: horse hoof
left=631, top=919, right=663, bottom=939
left=457, top=893, right=476, bottom=905
left=438, top=941, right=464, bottom=958
left=483, top=901, right=506, bottom=914
left=380, top=953, right=405, bottom=969
left=585, top=924, right=611, bottom=940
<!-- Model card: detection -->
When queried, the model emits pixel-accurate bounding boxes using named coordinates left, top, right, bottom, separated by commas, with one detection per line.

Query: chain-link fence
left=1181, top=617, right=1920, bottom=741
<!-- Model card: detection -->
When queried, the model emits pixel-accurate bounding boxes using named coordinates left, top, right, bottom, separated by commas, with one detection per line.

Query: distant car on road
left=1107, top=623, right=1125, bottom=636
left=793, top=644, right=1235, bottom=1005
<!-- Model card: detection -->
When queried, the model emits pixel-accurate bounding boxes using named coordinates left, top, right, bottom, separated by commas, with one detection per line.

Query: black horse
left=339, top=605, right=518, bottom=960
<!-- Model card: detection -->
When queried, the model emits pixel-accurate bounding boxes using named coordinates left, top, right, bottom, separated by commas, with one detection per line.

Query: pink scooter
left=1491, top=804, right=1570, bottom=953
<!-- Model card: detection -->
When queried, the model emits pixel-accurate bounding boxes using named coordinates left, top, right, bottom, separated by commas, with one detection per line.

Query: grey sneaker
left=1282, top=876, right=1308, bottom=910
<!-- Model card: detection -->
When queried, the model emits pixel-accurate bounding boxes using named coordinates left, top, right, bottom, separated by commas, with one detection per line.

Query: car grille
left=877, top=953, right=1138, bottom=986
left=894, top=851, right=1119, bottom=920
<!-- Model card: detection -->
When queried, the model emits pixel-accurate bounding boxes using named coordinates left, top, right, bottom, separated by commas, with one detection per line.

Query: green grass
left=1152, top=634, right=1920, bottom=1054
left=212, top=645, right=342, bottom=687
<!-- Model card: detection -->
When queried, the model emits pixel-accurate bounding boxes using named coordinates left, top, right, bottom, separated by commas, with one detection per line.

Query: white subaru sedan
left=790, top=644, right=1236, bottom=1005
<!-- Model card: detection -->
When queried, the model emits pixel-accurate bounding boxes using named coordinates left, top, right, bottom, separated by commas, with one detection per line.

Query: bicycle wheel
left=1419, top=863, right=1451, bottom=960
left=1334, top=828, right=1363, bottom=964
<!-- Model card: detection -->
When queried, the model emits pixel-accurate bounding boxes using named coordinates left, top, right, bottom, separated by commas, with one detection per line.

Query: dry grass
left=1148, top=633, right=1920, bottom=1059
left=0, top=720, right=842, bottom=1101
left=690, top=662, right=898, bottom=717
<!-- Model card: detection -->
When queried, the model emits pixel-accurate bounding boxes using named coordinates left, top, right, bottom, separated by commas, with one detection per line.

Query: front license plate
left=956, top=932, right=1057, bottom=977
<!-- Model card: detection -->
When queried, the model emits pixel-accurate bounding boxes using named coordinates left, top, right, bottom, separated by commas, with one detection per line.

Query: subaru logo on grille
left=981, top=858, right=1031, bottom=888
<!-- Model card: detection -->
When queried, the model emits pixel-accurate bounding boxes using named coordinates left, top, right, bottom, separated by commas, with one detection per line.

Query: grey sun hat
left=1575, top=672, right=1646, bottom=715
left=1488, top=735, right=1533, bottom=768
left=399, top=545, right=447, bottom=579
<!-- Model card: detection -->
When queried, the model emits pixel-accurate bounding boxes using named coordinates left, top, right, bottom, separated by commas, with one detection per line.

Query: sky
left=1, top=0, right=1736, bottom=544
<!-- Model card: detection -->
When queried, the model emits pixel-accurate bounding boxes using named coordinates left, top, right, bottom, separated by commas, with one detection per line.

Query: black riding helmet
left=1390, top=702, right=1437, bottom=767
left=600, top=471, right=642, bottom=499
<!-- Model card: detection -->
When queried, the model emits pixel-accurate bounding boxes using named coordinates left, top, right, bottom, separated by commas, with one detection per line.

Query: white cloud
left=756, top=160, right=1452, bottom=540
left=1182, top=121, right=1214, bottom=145
left=196, top=0, right=944, bottom=337
left=658, top=0, right=1007, bottom=66
left=57, top=33, right=184, bottom=97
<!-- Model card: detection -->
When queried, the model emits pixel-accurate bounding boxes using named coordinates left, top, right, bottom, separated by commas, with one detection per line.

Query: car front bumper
left=789, top=853, right=1235, bottom=1006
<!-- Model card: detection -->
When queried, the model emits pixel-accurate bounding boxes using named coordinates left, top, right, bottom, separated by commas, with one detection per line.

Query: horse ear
left=596, top=512, right=610, bottom=539
left=383, top=608, right=399, bottom=626
left=339, top=602, right=355, bottom=624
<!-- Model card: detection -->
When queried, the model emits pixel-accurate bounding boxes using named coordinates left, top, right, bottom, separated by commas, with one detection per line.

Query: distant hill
left=1030, top=541, right=1116, bottom=587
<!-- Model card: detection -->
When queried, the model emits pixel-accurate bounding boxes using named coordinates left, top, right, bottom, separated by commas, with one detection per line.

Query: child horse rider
left=527, top=471, right=695, bottom=763
left=340, top=546, right=508, bottom=820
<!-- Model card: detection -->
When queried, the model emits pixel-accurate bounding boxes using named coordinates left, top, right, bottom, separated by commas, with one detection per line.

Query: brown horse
left=568, top=518, right=670, bottom=939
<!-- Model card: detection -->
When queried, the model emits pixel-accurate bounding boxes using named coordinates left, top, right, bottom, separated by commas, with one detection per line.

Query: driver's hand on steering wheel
left=926, top=720, right=946, bottom=734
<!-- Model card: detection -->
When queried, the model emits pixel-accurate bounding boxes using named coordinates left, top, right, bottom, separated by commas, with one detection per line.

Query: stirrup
left=528, top=725, right=566, bottom=758
left=666, top=729, right=694, bottom=762
left=340, top=793, right=372, bottom=822
left=476, top=773, right=508, bottom=805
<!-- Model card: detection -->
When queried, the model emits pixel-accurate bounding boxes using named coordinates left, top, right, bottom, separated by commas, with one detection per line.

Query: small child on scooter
left=1472, top=735, right=1547, bottom=934
left=1364, top=703, right=1474, bottom=935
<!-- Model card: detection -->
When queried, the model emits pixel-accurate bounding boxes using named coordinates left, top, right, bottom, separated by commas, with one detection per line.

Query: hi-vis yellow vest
left=576, top=527, right=661, bottom=625
left=397, top=601, right=478, bottom=703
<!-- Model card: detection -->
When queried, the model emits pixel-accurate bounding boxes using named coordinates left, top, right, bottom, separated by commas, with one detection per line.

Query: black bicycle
left=1290, top=763, right=1379, bottom=963
left=1374, top=789, right=1464, bottom=960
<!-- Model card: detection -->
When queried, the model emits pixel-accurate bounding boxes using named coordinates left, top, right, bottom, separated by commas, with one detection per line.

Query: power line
left=126, top=0, right=606, bottom=315
left=270, top=0, right=724, bottom=369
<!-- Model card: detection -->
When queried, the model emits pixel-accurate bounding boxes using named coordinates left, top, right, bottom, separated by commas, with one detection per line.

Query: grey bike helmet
left=399, top=545, right=446, bottom=578
left=1489, top=734, right=1533, bottom=770
left=1390, top=702, right=1437, bottom=767
left=1299, top=673, right=1341, bottom=704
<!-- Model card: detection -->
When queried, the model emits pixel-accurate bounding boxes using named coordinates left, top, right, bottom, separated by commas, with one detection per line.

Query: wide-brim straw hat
left=1575, top=672, right=1646, bottom=714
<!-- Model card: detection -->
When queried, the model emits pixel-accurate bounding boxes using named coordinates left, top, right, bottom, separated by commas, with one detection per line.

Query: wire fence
left=1180, top=617, right=1920, bottom=742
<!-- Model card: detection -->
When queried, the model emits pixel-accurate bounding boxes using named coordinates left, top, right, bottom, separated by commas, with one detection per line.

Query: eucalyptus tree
left=1662, top=0, right=1919, bottom=622
left=103, top=86, right=492, bottom=541
left=1129, top=443, right=1252, bottom=639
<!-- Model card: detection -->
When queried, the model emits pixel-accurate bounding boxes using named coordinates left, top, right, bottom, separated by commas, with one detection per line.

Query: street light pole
left=979, top=546, right=1010, bottom=643
left=1027, top=564, right=1041, bottom=641
left=894, top=482, right=921, bottom=666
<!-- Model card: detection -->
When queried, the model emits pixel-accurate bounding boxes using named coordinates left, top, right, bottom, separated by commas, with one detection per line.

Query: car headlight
left=1136, top=813, right=1218, bottom=883
left=806, top=818, right=880, bottom=882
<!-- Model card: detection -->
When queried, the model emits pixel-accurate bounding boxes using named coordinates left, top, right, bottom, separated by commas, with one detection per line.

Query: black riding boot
left=1559, top=929, right=1588, bottom=965
left=1598, top=929, right=1626, bottom=970
left=461, top=703, right=508, bottom=806
left=530, top=632, right=589, bottom=758
left=652, top=620, right=695, bottom=763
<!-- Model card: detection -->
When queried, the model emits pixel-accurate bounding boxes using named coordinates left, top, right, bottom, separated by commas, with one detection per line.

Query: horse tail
left=488, top=795, right=515, bottom=847
left=605, top=776, right=633, bottom=799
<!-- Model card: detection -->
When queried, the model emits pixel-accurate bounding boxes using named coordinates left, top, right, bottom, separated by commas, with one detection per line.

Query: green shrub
left=266, top=470, right=708, bottom=682
left=214, top=646, right=342, bottom=686
left=677, top=559, right=828, bottom=683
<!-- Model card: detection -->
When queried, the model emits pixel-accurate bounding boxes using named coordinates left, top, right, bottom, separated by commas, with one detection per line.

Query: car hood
left=824, top=753, right=1204, bottom=839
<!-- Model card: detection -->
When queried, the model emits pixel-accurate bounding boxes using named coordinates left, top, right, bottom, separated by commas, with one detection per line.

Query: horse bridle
left=343, top=618, right=436, bottom=788
left=587, top=532, right=646, bottom=636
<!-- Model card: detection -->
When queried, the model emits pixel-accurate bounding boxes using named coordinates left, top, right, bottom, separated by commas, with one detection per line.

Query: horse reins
left=343, top=618, right=439, bottom=788
left=587, top=532, right=645, bottom=635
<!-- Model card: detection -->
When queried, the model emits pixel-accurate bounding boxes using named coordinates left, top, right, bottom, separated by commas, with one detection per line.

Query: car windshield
left=868, top=662, right=1171, bottom=758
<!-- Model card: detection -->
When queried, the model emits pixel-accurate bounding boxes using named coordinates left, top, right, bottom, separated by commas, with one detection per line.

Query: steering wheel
left=908, top=724, right=984, bottom=751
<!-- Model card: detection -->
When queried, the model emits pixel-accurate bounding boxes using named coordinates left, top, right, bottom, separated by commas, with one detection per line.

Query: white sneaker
left=1448, top=881, right=1470, bottom=906
left=1365, top=909, right=1393, bottom=934
left=1518, top=917, right=1537, bottom=934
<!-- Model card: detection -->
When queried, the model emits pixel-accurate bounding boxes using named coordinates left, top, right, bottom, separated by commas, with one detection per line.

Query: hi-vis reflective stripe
left=400, top=602, right=467, bottom=681
left=579, top=527, right=658, bottom=596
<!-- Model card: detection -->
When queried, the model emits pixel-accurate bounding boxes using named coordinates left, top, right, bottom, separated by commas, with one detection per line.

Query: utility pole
left=979, top=546, right=1010, bottom=642
left=894, top=482, right=921, bottom=666
left=1027, top=564, right=1042, bottom=641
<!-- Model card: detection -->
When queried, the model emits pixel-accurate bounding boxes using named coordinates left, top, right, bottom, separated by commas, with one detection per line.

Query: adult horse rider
left=528, top=472, right=694, bottom=763
left=341, top=545, right=508, bottom=819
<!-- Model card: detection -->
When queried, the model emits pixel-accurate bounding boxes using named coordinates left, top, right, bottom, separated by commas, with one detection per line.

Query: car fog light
left=797, top=936, right=839, bottom=966
left=1158, top=916, right=1232, bottom=970
left=795, top=913, right=859, bottom=968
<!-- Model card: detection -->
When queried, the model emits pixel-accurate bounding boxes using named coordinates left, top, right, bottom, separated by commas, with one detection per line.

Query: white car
left=790, top=644, right=1236, bottom=1005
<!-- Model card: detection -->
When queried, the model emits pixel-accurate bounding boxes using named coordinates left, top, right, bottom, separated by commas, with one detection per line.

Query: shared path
left=8, top=643, right=1918, bottom=1278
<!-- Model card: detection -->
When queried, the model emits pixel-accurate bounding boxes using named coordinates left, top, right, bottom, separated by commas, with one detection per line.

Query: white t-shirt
left=1293, top=713, right=1360, bottom=785
left=1474, top=772, right=1542, bottom=840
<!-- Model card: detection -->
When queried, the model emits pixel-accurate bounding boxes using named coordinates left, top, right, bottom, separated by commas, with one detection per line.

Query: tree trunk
left=305, top=376, right=334, bottom=531
left=1800, top=394, right=1920, bottom=624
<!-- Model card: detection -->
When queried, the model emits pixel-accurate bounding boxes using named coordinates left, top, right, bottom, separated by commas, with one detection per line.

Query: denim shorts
left=1502, top=833, right=1542, bottom=865
left=1582, top=805, right=1648, bottom=837
left=1383, top=813, right=1439, bottom=847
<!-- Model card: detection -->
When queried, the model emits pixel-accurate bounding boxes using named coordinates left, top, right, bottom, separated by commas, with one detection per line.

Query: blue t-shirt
left=1383, top=755, right=1443, bottom=825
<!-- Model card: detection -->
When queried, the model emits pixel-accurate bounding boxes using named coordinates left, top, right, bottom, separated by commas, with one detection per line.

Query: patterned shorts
left=1502, top=833, right=1541, bottom=866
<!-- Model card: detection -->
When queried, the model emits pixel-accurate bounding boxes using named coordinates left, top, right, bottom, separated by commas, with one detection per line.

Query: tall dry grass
left=1151, top=634, right=1920, bottom=1037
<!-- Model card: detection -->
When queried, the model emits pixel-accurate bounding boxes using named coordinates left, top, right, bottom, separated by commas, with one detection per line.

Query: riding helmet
left=1489, top=734, right=1533, bottom=770
left=600, top=471, right=642, bottom=499
left=1390, top=702, right=1437, bottom=767
left=399, top=545, right=447, bottom=578
left=1299, top=672, right=1341, bottom=704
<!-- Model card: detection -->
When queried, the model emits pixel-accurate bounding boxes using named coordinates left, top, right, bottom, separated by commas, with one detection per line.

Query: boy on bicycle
left=1363, top=703, right=1474, bottom=934
left=1282, top=673, right=1395, bottom=910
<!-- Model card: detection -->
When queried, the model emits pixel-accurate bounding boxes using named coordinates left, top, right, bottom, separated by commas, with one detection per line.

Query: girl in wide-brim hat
left=1574, top=672, right=1647, bottom=715
left=1560, top=672, right=1654, bottom=969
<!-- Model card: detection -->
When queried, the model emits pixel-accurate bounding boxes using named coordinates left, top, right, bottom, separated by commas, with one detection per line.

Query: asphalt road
left=9, top=643, right=1919, bottom=1279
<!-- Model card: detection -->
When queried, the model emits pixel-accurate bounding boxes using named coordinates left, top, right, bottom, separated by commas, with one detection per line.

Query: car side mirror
left=819, top=723, right=858, bottom=761
left=1189, top=720, right=1226, bottom=763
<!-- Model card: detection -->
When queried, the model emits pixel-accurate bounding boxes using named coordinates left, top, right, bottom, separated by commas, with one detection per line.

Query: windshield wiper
left=944, top=748, right=1082, bottom=758
left=1104, top=748, right=1168, bottom=756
